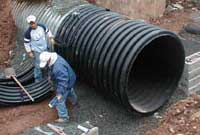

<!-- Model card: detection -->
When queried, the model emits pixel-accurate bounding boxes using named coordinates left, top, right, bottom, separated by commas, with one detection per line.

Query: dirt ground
left=0, top=99, right=57, bottom=135
left=1, top=0, right=200, bottom=135
left=0, top=0, right=16, bottom=70
left=146, top=95, right=200, bottom=135
left=150, top=9, right=191, bottom=33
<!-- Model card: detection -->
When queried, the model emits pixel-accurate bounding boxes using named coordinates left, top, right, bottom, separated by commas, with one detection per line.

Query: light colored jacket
left=24, top=23, right=53, bottom=53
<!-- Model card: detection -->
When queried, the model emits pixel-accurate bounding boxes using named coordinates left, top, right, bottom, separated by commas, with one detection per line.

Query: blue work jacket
left=50, top=55, right=76, bottom=95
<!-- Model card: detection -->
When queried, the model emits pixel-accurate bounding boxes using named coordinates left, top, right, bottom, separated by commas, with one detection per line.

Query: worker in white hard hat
left=39, top=51, right=78, bottom=123
left=24, top=15, right=55, bottom=82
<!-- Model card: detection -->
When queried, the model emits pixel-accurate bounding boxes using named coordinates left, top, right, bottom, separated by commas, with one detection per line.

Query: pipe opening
left=127, top=35, right=184, bottom=113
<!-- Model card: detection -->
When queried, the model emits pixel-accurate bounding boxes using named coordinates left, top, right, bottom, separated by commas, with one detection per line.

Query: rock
left=153, top=112, right=163, bottom=119
left=190, top=111, right=200, bottom=120
left=169, top=126, right=175, bottom=133
left=193, top=126, right=197, bottom=129
left=184, top=23, right=200, bottom=35
left=174, top=109, right=183, bottom=116
left=165, top=3, right=184, bottom=13
left=189, top=12, right=200, bottom=23
left=188, top=0, right=200, bottom=6
left=166, top=5, right=177, bottom=13
left=9, top=50, right=15, bottom=60
left=172, top=3, right=184, bottom=10
left=192, top=7, right=198, bottom=11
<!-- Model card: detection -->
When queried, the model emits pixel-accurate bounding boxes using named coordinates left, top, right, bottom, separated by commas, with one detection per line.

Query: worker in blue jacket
left=39, top=51, right=78, bottom=123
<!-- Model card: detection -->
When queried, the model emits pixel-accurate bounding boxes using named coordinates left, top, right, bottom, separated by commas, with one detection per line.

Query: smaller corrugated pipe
left=0, top=60, right=34, bottom=86
left=55, top=5, right=185, bottom=115
left=0, top=80, right=52, bottom=106
left=0, top=59, right=50, bottom=106
left=0, top=69, right=34, bottom=86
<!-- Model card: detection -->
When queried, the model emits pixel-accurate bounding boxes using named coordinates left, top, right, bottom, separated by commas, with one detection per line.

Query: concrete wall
left=91, top=0, right=166, bottom=19
left=183, top=52, right=200, bottom=95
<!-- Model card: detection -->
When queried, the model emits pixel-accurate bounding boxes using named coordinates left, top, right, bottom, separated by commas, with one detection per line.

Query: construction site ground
left=1, top=0, right=200, bottom=135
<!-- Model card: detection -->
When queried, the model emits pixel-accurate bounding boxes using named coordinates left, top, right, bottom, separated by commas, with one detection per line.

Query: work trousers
left=49, top=88, right=78, bottom=119
left=33, top=51, right=43, bottom=82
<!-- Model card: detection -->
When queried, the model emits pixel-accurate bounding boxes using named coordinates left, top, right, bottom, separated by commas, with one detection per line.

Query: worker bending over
left=39, top=51, right=78, bottom=123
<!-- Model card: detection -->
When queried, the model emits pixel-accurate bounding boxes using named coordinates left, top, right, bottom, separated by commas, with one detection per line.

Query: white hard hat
left=39, top=52, right=51, bottom=68
left=26, top=15, right=36, bottom=23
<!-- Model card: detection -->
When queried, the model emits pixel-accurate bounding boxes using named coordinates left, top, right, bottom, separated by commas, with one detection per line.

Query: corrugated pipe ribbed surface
left=0, top=60, right=52, bottom=106
left=0, top=80, right=51, bottom=106
left=55, top=5, right=185, bottom=115
left=11, top=0, right=88, bottom=35
left=11, top=1, right=185, bottom=114
left=12, top=0, right=60, bottom=35
left=0, top=60, right=34, bottom=86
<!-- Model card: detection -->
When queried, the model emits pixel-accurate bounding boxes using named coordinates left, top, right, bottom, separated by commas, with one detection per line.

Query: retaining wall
left=92, top=0, right=166, bottom=19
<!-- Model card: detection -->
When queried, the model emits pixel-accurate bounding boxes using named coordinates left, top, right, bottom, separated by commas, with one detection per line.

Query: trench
left=7, top=0, right=185, bottom=114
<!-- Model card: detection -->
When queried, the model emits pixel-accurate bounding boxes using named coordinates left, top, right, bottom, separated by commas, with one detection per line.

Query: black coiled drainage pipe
left=0, top=60, right=34, bottom=86
left=0, top=59, right=52, bottom=106
left=55, top=5, right=185, bottom=115
left=0, top=80, right=52, bottom=106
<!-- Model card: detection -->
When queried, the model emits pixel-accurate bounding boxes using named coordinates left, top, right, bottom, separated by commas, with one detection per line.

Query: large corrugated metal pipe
left=12, top=0, right=185, bottom=115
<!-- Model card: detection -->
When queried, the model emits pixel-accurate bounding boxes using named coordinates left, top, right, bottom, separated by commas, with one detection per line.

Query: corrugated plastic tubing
left=0, top=60, right=34, bottom=86
left=55, top=5, right=185, bottom=115
left=0, top=80, right=52, bottom=106
left=0, top=60, right=52, bottom=106
left=11, top=0, right=185, bottom=115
